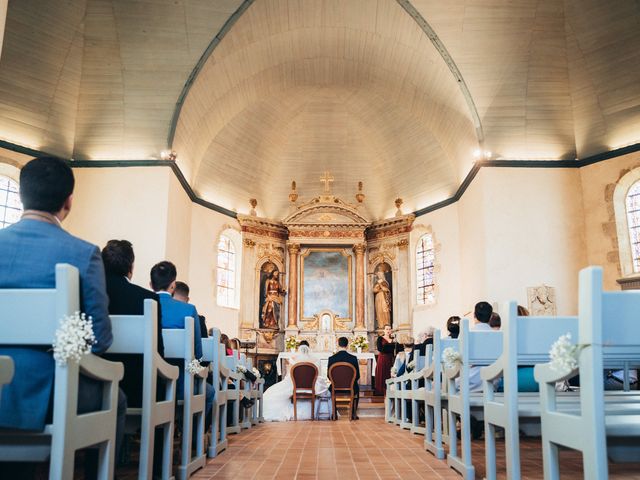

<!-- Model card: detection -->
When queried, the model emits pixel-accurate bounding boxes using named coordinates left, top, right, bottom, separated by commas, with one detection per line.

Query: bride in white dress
left=262, top=345, right=331, bottom=421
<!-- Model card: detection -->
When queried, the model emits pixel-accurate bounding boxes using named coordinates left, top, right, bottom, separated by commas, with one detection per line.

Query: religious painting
left=373, top=262, right=393, bottom=329
left=259, top=262, right=285, bottom=329
left=527, top=284, right=557, bottom=316
left=301, top=249, right=352, bottom=321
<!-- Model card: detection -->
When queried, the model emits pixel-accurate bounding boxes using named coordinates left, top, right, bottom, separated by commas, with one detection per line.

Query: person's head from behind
left=150, top=261, right=177, bottom=293
left=403, top=337, right=414, bottom=352
left=489, top=312, right=501, bottom=330
left=20, top=156, right=75, bottom=220
left=220, top=333, right=231, bottom=352
left=338, top=336, right=349, bottom=350
left=447, top=316, right=460, bottom=338
left=173, top=281, right=190, bottom=303
left=517, top=305, right=530, bottom=316
left=298, top=340, right=310, bottom=348
left=474, top=301, right=493, bottom=324
left=101, top=240, right=134, bottom=278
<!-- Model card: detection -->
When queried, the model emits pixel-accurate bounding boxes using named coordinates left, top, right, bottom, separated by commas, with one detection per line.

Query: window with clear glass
left=416, top=233, right=435, bottom=305
left=217, top=234, right=236, bottom=307
left=626, top=181, right=640, bottom=273
left=0, top=176, right=22, bottom=229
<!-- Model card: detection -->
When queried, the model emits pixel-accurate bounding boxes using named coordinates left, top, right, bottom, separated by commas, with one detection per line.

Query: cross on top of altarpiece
left=319, top=171, right=334, bottom=194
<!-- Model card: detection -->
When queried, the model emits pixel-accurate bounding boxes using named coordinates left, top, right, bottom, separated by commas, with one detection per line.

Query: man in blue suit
left=150, top=261, right=214, bottom=427
left=0, top=157, right=127, bottom=474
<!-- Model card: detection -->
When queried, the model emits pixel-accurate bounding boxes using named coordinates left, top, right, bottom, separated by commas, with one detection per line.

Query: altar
left=235, top=172, right=414, bottom=379
left=276, top=351, right=376, bottom=388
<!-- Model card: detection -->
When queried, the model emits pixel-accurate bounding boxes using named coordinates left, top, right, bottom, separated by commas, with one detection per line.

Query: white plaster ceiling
left=0, top=0, right=639, bottom=219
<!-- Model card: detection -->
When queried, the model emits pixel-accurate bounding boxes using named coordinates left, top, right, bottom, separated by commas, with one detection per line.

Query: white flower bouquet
left=252, top=367, right=261, bottom=379
left=407, top=359, right=416, bottom=371
left=52, top=312, right=96, bottom=366
left=351, top=336, right=369, bottom=352
left=285, top=336, right=299, bottom=351
left=391, top=366, right=398, bottom=377
left=237, top=364, right=247, bottom=374
left=187, top=358, right=206, bottom=375
left=549, top=333, right=580, bottom=372
left=442, top=347, right=461, bottom=369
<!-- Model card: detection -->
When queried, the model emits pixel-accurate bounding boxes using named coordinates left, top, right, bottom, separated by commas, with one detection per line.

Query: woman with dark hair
left=220, top=333, right=233, bottom=356
left=446, top=316, right=461, bottom=339
left=230, top=338, right=242, bottom=359
left=374, top=324, right=396, bottom=395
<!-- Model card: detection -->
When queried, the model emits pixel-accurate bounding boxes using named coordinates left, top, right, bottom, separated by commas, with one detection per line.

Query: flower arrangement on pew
left=406, top=358, right=416, bottom=372
left=187, top=358, right=206, bottom=375
left=52, top=312, right=96, bottom=366
left=391, top=366, right=398, bottom=378
left=252, top=367, right=261, bottom=379
left=442, top=347, right=462, bottom=369
left=351, top=336, right=369, bottom=353
left=549, top=333, right=580, bottom=372
left=237, top=364, right=258, bottom=383
left=285, top=336, right=299, bottom=352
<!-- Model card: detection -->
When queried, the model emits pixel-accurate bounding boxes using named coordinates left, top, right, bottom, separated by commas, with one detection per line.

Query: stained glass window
left=626, top=181, right=640, bottom=273
left=416, top=233, right=435, bottom=305
left=217, top=234, right=236, bottom=307
left=0, top=176, right=22, bottom=229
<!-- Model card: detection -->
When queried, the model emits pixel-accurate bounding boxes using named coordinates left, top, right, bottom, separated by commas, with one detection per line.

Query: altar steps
left=357, top=391, right=385, bottom=417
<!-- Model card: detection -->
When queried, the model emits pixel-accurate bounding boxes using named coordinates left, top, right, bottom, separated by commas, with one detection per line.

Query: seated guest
left=173, top=281, right=208, bottom=338
left=447, top=316, right=461, bottom=338
left=220, top=333, right=233, bottom=356
left=150, top=261, right=214, bottom=427
left=0, top=157, right=126, bottom=476
left=396, top=338, right=415, bottom=377
left=414, top=327, right=435, bottom=356
left=489, top=312, right=501, bottom=330
left=468, top=302, right=493, bottom=392
left=328, top=337, right=360, bottom=420
left=102, top=239, right=165, bottom=407
left=230, top=337, right=242, bottom=358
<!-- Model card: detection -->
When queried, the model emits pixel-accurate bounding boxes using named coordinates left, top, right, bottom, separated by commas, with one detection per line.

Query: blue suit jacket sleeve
left=83, top=246, right=112, bottom=353
left=191, top=305, right=203, bottom=359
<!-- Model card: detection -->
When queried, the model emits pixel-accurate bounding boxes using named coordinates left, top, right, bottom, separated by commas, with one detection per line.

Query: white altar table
left=276, top=351, right=376, bottom=387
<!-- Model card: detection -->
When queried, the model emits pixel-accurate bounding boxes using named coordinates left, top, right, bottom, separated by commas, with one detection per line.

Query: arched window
left=416, top=233, right=435, bottom=305
left=0, top=176, right=22, bottom=229
left=625, top=180, right=640, bottom=273
left=216, top=234, right=236, bottom=308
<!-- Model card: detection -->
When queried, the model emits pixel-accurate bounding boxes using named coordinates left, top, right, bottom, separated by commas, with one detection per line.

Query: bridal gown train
left=262, top=353, right=330, bottom=422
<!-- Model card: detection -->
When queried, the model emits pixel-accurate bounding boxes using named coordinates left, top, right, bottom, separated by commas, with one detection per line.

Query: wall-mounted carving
left=527, top=285, right=557, bottom=316
left=257, top=242, right=285, bottom=263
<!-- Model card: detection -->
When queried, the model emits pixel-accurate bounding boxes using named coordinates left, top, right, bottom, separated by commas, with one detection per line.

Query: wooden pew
left=444, top=319, right=502, bottom=480
left=239, top=353, right=253, bottom=430
left=0, top=355, right=14, bottom=405
left=385, top=374, right=397, bottom=423
left=0, top=264, right=124, bottom=480
left=246, top=358, right=265, bottom=425
left=225, top=351, right=242, bottom=435
left=202, top=330, right=230, bottom=457
left=424, top=332, right=458, bottom=460
left=481, top=303, right=579, bottom=480
left=108, top=299, right=179, bottom=480
left=535, top=266, right=640, bottom=480
left=407, top=351, right=427, bottom=435
left=162, top=317, right=207, bottom=480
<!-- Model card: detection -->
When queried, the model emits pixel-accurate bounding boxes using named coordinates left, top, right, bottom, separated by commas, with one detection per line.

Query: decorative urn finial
left=355, top=181, right=365, bottom=203
left=395, top=198, right=403, bottom=217
left=249, top=198, right=258, bottom=216
left=288, top=180, right=298, bottom=203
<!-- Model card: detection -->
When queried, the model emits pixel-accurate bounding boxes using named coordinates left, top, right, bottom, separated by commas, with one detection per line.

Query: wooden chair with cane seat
left=328, top=362, right=357, bottom=421
left=290, top=362, right=318, bottom=421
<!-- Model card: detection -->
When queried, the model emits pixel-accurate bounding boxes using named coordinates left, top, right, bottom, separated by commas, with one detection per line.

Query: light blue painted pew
left=407, top=351, right=427, bottom=435
left=481, top=303, right=579, bottom=480
left=0, top=264, right=124, bottom=480
left=444, top=318, right=502, bottom=480
left=108, top=299, right=179, bottom=480
left=225, top=351, right=242, bottom=435
left=535, top=266, right=640, bottom=480
left=0, top=355, right=14, bottom=406
left=425, top=332, right=458, bottom=460
left=202, top=328, right=227, bottom=457
left=162, top=317, right=207, bottom=480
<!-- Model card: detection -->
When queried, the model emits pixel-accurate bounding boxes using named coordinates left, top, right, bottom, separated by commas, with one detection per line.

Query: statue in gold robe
left=373, top=270, right=392, bottom=329
left=261, top=270, right=286, bottom=329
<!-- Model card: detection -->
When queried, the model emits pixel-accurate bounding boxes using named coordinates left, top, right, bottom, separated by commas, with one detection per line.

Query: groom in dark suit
left=328, top=337, right=360, bottom=420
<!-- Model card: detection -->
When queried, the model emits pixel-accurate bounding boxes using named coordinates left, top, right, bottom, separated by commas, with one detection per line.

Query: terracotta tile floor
left=182, top=419, right=640, bottom=479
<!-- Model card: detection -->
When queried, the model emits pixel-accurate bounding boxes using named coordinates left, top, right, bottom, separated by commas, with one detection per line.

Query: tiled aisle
left=191, top=419, right=640, bottom=480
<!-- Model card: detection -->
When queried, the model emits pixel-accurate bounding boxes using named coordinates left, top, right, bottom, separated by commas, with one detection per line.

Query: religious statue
left=527, top=284, right=557, bottom=316
left=373, top=265, right=392, bottom=329
left=261, top=268, right=286, bottom=329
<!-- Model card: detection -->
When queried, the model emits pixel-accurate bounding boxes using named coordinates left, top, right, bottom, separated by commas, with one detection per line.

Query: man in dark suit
left=0, top=157, right=126, bottom=476
left=102, top=239, right=165, bottom=408
left=173, top=280, right=208, bottom=339
left=328, top=337, right=360, bottom=420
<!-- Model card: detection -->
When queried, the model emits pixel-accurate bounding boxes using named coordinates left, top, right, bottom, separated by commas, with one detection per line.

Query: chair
left=291, top=362, right=318, bottom=421
left=0, top=355, right=14, bottom=406
left=0, top=264, right=124, bottom=480
left=328, top=362, right=357, bottom=421
left=162, top=317, right=207, bottom=480
left=107, top=299, right=179, bottom=480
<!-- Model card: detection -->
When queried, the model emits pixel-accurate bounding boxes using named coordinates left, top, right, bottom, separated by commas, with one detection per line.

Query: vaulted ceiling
left=0, top=0, right=639, bottom=219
